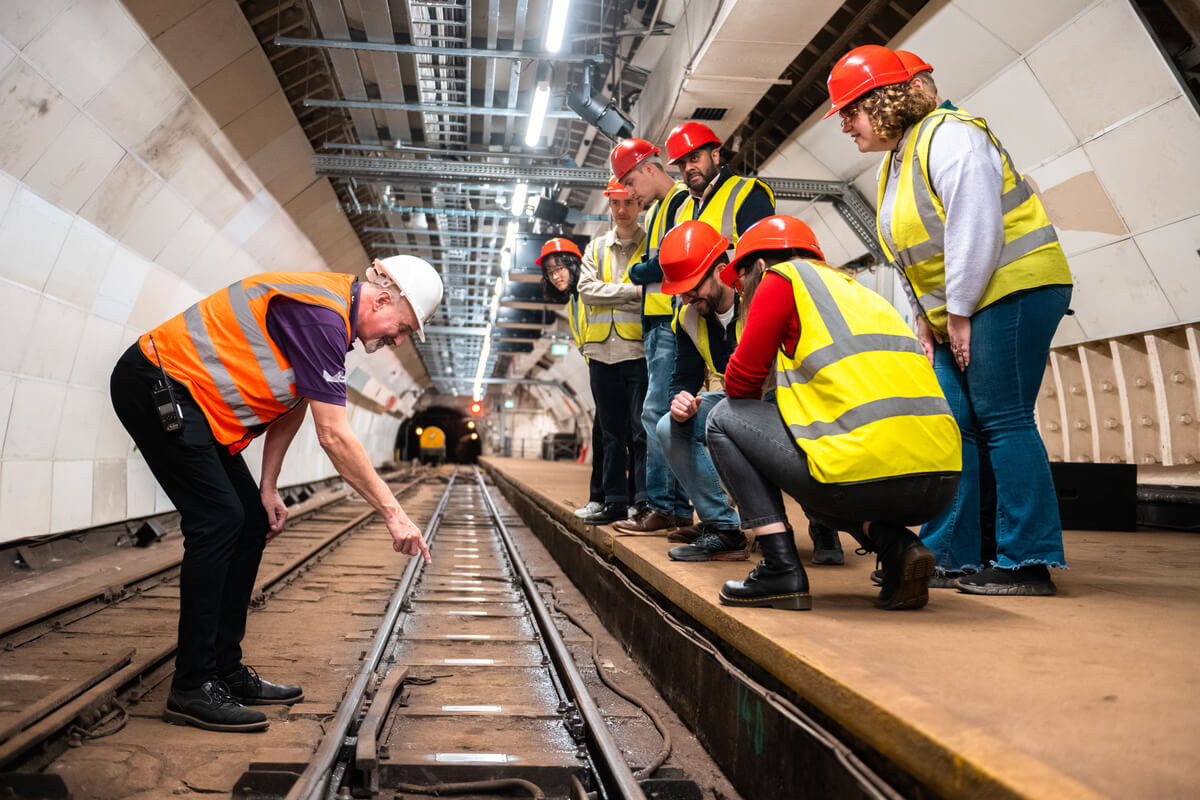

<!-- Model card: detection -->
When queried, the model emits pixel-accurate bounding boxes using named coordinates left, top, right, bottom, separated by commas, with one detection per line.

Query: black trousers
left=588, top=358, right=648, bottom=506
left=587, top=380, right=604, bottom=504
left=110, top=345, right=269, bottom=690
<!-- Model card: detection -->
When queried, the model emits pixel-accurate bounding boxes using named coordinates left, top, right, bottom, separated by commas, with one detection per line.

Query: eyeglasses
left=545, top=264, right=569, bottom=277
left=679, top=266, right=716, bottom=301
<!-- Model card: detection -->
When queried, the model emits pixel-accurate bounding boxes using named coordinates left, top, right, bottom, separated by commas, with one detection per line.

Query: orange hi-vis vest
left=139, top=272, right=356, bottom=454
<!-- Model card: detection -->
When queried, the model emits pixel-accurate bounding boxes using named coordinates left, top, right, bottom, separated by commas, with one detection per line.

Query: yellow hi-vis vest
left=567, top=291, right=588, bottom=350
left=578, top=234, right=645, bottom=342
left=642, top=182, right=689, bottom=317
left=139, top=272, right=356, bottom=454
left=877, top=108, right=1072, bottom=335
left=671, top=302, right=744, bottom=379
left=678, top=174, right=776, bottom=245
left=770, top=260, right=961, bottom=484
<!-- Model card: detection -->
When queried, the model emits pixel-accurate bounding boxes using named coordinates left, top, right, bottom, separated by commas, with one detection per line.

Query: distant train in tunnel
left=417, top=426, right=447, bottom=464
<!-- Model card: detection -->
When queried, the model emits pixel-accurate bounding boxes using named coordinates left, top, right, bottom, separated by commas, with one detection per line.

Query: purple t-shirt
left=264, top=282, right=360, bottom=406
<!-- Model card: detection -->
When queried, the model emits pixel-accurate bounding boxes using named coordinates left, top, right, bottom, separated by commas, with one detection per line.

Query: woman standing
left=826, top=45, right=1073, bottom=595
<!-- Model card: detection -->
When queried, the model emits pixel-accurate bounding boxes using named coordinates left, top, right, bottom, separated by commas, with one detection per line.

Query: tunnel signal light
left=470, top=401, right=482, bottom=415
left=467, top=420, right=476, bottom=429
left=415, top=427, right=424, bottom=435
left=470, top=432, right=479, bottom=440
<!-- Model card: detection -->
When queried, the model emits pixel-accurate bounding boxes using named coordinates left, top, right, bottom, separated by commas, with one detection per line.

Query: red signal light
left=470, top=401, right=482, bottom=415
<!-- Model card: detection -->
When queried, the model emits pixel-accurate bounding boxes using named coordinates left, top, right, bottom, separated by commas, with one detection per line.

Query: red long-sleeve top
left=724, top=271, right=800, bottom=399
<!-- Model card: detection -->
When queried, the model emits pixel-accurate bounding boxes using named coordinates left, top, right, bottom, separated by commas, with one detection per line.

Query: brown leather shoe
left=671, top=515, right=693, bottom=528
left=668, top=522, right=705, bottom=544
left=613, top=509, right=679, bottom=533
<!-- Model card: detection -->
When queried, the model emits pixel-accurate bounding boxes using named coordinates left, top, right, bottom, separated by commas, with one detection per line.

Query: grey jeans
left=705, top=397, right=959, bottom=532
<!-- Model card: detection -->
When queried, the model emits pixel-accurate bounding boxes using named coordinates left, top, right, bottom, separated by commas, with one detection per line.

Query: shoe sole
left=720, top=591, right=812, bottom=610
left=163, top=708, right=269, bottom=732
left=956, top=581, right=1056, bottom=596
left=612, top=523, right=678, bottom=534
left=232, top=691, right=304, bottom=706
left=876, top=544, right=935, bottom=610
left=811, top=553, right=844, bottom=566
left=668, top=551, right=749, bottom=562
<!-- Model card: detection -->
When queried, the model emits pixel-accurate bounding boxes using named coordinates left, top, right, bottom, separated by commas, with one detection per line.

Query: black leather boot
left=223, top=665, right=304, bottom=705
left=808, top=521, right=844, bottom=565
left=719, top=530, right=812, bottom=610
left=867, top=524, right=935, bottom=610
left=164, top=680, right=269, bottom=732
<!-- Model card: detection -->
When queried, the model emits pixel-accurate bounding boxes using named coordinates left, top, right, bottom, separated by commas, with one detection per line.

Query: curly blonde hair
left=841, top=81, right=937, bottom=142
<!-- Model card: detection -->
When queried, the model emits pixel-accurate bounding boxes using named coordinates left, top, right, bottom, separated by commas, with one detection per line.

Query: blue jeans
left=642, top=324, right=691, bottom=517
left=921, top=286, right=1072, bottom=571
left=656, top=390, right=738, bottom=529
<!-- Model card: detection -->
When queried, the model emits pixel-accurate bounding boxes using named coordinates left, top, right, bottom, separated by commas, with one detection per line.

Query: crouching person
left=706, top=216, right=962, bottom=610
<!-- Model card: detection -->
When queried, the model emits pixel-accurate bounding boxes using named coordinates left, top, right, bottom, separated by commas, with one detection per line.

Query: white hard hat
left=367, top=255, right=444, bottom=343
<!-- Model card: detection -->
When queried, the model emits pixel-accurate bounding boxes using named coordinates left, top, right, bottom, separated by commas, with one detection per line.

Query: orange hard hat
left=721, top=215, right=825, bottom=288
left=659, top=220, right=729, bottom=295
left=665, top=121, right=721, bottom=165
left=824, top=45, right=910, bottom=119
left=536, top=237, right=582, bottom=267
left=610, top=138, right=660, bottom=181
left=894, top=50, right=934, bottom=78
left=603, top=176, right=631, bottom=199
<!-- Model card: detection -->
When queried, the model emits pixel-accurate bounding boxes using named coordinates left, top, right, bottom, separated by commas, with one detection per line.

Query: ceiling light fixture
left=545, top=0, right=571, bottom=53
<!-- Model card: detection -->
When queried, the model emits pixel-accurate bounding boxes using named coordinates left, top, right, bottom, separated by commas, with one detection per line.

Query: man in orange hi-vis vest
left=109, top=256, right=443, bottom=733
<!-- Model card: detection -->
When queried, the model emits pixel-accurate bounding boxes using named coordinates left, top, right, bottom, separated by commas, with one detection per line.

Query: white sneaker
left=574, top=501, right=603, bottom=518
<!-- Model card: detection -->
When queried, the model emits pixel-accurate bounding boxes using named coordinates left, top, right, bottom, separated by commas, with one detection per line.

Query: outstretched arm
left=260, top=401, right=309, bottom=540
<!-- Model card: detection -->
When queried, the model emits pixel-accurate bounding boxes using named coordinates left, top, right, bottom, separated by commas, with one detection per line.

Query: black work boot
left=867, top=524, right=935, bottom=610
left=582, top=502, right=630, bottom=525
left=719, top=530, right=812, bottom=610
left=223, top=665, right=304, bottom=705
left=164, top=680, right=268, bottom=732
left=808, top=521, right=844, bottom=566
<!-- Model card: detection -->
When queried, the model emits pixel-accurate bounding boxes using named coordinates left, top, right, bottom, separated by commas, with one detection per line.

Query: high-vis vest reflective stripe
left=580, top=235, right=645, bottom=342
left=139, top=272, right=355, bottom=454
left=671, top=303, right=744, bottom=379
left=642, top=182, right=689, bottom=317
left=678, top=175, right=776, bottom=245
left=770, top=260, right=960, bottom=484
left=876, top=108, right=1072, bottom=334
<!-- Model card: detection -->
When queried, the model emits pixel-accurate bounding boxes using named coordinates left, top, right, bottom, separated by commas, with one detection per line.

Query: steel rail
left=472, top=468, right=647, bottom=800
left=285, top=468, right=460, bottom=800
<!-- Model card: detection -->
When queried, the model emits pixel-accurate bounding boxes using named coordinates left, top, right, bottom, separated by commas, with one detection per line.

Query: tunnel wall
left=0, top=0, right=414, bottom=544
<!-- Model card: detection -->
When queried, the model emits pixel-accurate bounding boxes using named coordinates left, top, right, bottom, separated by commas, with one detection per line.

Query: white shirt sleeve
left=927, top=120, right=1005, bottom=317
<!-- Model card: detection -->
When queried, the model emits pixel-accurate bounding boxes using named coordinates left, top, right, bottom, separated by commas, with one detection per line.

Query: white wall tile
left=92, top=245, right=149, bottom=325
left=19, top=296, right=86, bottom=381
left=1068, top=238, right=1178, bottom=339
left=954, top=0, right=1092, bottom=53
left=94, top=402, right=134, bottom=460
left=50, top=459, right=92, bottom=532
left=43, top=218, right=118, bottom=309
left=0, top=0, right=73, bottom=50
left=150, top=0, right=258, bottom=89
left=1051, top=311, right=1088, bottom=348
left=153, top=483, right=174, bottom=514
left=0, top=170, right=19, bottom=219
left=0, top=373, right=14, bottom=456
left=0, top=460, right=52, bottom=539
left=126, top=456, right=157, bottom=518
left=1132, top=215, right=1200, bottom=325
left=1084, top=97, right=1200, bottom=232
left=0, top=280, right=41, bottom=373
left=794, top=115, right=884, bottom=188
left=0, top=61, right=77, bottom=179
left=156, top=211, right=217, bottom=277
left=3, top=378, right=67, bottom=459
left=891, top=2, right=1020, bottom=108
left=1026, top=0, right=1181, bottom=141
left=126, top=265, right=180, bottom=332
left=23, top=112, right=124, bottom=212
left=23, top=0, right=145, bottom=106
left=90, top=458, right=125, bottom=525
left=120, top=184, right=190, bottom=261
left=84, top=43, right=185, bottom=151
left=961, top=60, right=1078, bottom=171
left=54, top=386, right=105, bottom=459
left=184, top=232, right=238, bottom=292
left=222, top=188, right=274, bottom=245
left=1027, top=147, right=1128, bottom=256
left=0, top=185, right=72, bottom=290
left=77, top=154, right=161, bottom=239
left=70, top=313, right=125, bottom=389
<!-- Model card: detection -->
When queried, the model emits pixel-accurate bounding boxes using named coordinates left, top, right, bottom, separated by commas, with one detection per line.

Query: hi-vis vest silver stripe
left=776, top=261, right=948, bottom=431
left=187, top=281, right=349, bottom=426
left=886, top=115, right=1058, bottom=316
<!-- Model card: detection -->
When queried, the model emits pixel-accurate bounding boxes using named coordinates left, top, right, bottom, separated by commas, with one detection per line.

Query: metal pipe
left=275, top=34, right=602, bottom=63
left=303, top=96, right=578, bottom=118
left=324, top=140, right=572, bottom=160
left=473, top=469, right=646, bottom=800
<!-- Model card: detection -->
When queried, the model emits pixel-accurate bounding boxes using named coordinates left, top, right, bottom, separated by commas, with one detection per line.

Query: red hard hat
left=536, top=237, right=582, bottom=267
left=824, top=45, right=910, bottom=119
left=894, top=50, right=934, bottom=78
left=603, top=176, right=631, bottom=199
left=721, top=215, right=825, bottom=288
left=610, top=138, right=660, bottom=181
left=665, top=122, right=721, bottom=165
left=659, top=220, right=729, bottom=295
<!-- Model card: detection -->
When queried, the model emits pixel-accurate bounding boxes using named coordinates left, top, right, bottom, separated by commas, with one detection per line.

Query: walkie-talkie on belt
left=148, top=335, right=183, bottom=434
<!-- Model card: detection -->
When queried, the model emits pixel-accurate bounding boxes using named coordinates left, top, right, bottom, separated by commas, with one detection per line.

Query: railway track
left=0, top=467, right=701, bottom=799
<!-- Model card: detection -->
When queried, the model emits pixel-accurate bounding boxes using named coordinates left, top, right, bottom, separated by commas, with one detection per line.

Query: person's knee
left=655, top=413, right=674, bottom=451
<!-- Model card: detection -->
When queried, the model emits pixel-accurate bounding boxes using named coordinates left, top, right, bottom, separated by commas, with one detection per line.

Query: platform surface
left=482, top=456, right=1200, bottom=800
